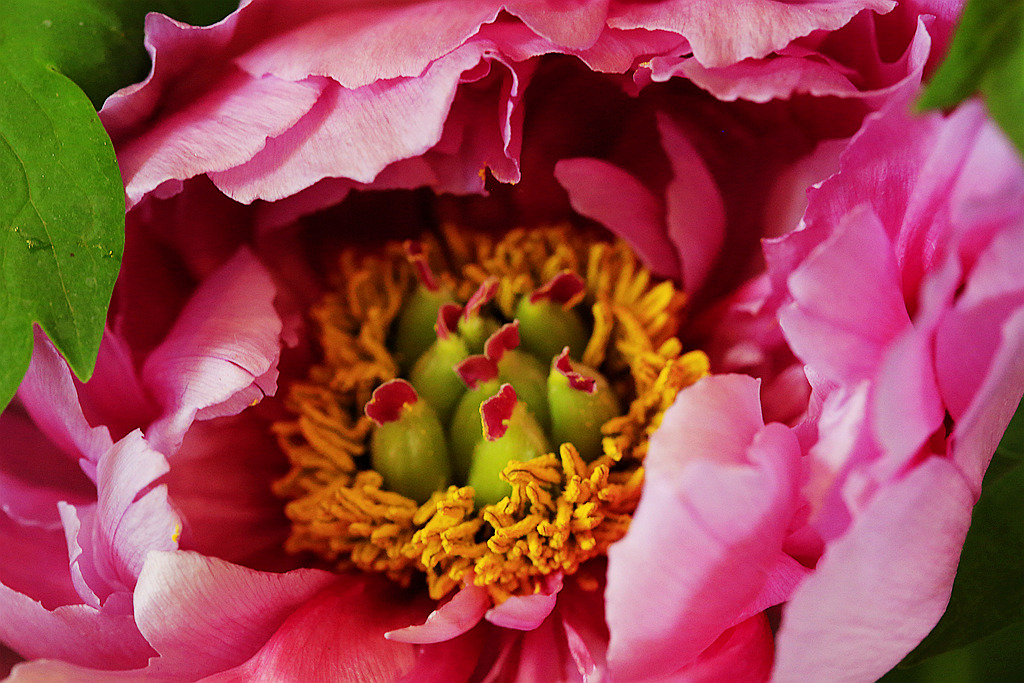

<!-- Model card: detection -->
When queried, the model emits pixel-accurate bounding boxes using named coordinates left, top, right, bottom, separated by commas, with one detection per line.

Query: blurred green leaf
left=0, top=0, right=237, bottom=411
left=917, top=0, right=1024, bottom=154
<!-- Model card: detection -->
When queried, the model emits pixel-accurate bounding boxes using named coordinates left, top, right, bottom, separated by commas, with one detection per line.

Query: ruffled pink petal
left=132, top=550, right=336, bottom=679
left=554, top=158, right=679, bottom=278
left=386, top=584, right=489, bottom=644
left=606, top=0, right=896, bottom=68
left=197, top=577, right=433, bottom=682
left=210, top=44, right=519, bottom=203
left=652, top=54, right=858, bottom=104
left=0, top=582, right=154, bottom=671
left=772, top=457, right=973, bottom=682
left=396, top=629, right=486, bottom=683
left=234, top=3, right=503, bottom=87
left=165, top=417, right=293, bottom=571
left=506, top=0, right=609, bottom=50
left=92, top=432, right=180, bottom=593
left=109, top=21, right=325, bottom=208
left=780, top=205, right=910, bottom=385
left=659, top=114, right=726, bottom=296
left=606, top=375, right=801, bottom=680
left=142, top=248, right=282, bottom=455
left=18, top=329, right=113, bottom=467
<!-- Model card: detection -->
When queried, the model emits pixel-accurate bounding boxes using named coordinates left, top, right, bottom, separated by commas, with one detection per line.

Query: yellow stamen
left=273, top=225, right=709, bottom=602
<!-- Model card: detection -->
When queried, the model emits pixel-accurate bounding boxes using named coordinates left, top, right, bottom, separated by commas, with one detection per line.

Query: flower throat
left=273, top=225, right=709, bottom=602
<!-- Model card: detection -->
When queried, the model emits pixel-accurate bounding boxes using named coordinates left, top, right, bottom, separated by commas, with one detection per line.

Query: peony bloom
left=2, top=0, right=1022, bottom=681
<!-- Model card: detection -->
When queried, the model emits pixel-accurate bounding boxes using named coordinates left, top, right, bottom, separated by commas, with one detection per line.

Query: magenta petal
left=772, top=457, right=973, bottom=682
left=386, top=584, right=489, bottom=644
left=18, top=329, right=113, bottom=466
left=554, top=158, right=679, bottom=279
left=606, top=375, right=800, bottom=680
left=506, top=0, right=609, bottom=50
left=198, top=577, right=433, bottom=682
left=142, top=248, right=282, bottom=455
left=132, top=550, right=336, bottom=679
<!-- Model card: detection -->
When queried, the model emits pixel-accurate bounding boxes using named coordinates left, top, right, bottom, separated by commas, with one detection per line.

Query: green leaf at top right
left=918, top=0, right=1024, bottom=155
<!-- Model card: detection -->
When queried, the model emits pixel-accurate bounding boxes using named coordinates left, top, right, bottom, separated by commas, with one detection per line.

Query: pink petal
left=132, top=550, right=336, bottom=679
left=780, top=205, right=910, bottom=385
left=198, top=577, right=432, bottom=682
left=659, top=114, right=726, bottom=295
left=554, top=158, right=679, bottom=279
left=606, top=375, right=801, bottom=680
left=485, top=573, right=563, bottom=630
left=386, top=584, right=490, bottom=644
left=234, top=3, right=503, bottom=87
left=0, top=512, right=82, bottom=610
left=506, top=0, right=609, bottom=50
left=142, top=248, right=282, bottom=455
left=674, top=614, right=774, bottom=682
left=607, top=0, right=896, bottom=68
left=0, top=583, right=154, bottom=671
left=772, top=457, right=973, bottom=682
left=165, top=417, right=294, bottom=571
left=111, top=46, right=324, bottom=207
left=210, top=44, right=506, bottom=203
left=0, top=406, right=93, bottom=530
left=948, top=308, right=1024, bottom=495
left=75, top=331, right=157, bottom=444
left=18, top=329, right=113, bottom=466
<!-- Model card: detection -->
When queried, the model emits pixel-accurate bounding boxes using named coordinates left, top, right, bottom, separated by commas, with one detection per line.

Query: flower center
left=273, top=225, right=709, bottom=602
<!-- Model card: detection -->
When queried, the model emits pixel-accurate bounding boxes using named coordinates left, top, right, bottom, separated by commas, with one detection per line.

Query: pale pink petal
left=6, top=660, right=151, bottom=682
left=142, top=248, right=282, bottom=455
left=607, top=375, right=801, bottom=680
left=386, top=584, right=489, bottom=644
left=485, top=573, right=563, bottom=630
left=18, top=330, right=113, bottom=466
left=780, top=205, right=910, bottom=385
left=91, top=432, right=180, bottom=592
left=659, top=114, right=726, bottom=295
left=554, top=158, right=679, bottom=278
left=607, top=0, right=896, bottom=68
left=132, top=550, right=336, bottom=679
left=198, top=577, right=432, bottom=682
left=772, top=457, right=973, bottom=682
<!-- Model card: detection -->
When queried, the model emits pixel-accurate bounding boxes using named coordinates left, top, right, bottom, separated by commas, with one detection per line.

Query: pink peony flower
left=3, top=0, right=1022, bottom=681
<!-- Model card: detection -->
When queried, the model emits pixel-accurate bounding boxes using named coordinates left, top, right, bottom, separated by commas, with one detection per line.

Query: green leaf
left=917, top=0, right=1024, bottom=153
left=896, top=399, right=1024, bottom=668
left=0, top=0, right=238, bottom=411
